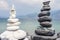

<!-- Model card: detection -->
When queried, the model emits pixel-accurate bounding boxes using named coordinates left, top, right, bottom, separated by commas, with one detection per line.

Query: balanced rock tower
left=32, top=1, right=57, bottom=40
left=0, top=5, right=28, bottom=40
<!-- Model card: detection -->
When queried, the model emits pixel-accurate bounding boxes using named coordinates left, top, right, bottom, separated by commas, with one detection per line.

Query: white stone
left=0, top=30, right=27, bottom=40
left=8, top=19, right=19, bottom=22
left=10, top=5, right=16, bottom=19
left=0, top=4, right=27, bottom=40
left=7, top=26, right=19, bottom=30
left=13, top=30, right=27, bottom=39
left=7, top=22, right=20, bottom=26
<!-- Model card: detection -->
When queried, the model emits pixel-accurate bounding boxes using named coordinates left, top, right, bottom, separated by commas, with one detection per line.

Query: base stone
left=35, top=27, right=55, bottom=36
left=31, top=34, right=57, bottom=40
left=0, top=30, right=27, bottom=40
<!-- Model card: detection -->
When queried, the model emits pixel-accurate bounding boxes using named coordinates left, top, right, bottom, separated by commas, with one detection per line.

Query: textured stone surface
left=40, top=22, right=52, bottom=28
left=31, top=34, right=57, bottom=40
left=41, top=7, right=50, bottom=11
left=38, top=16, right=52, bottom=22
left=32, top=1, right=56, bottom=40
left=43, top=5, right=50, bottom=7
left=35, top=1, right=54, bottom=36
left=35, top=28, right=55, bottom=36
left=43, top=1, right=50, bottom=5
left=37, top=1, right=52, bottom=28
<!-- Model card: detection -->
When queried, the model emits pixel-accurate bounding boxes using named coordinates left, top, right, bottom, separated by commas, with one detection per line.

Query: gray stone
left=31, top=1, right=57, bottom=40
left=35, top=28, right=55, bottom=36
left=38, top=11, right=50, bottom=17
left=31, top=34, right=57, bottom=40
left=38, top=16, right=52, bottom=22
left=41, top=7, right=50, bottom=11
left=43, top=1, right=50, bottom=5
left=40, top=22, right=52, bottom=28
left=57, top=38, right=60, bottom=40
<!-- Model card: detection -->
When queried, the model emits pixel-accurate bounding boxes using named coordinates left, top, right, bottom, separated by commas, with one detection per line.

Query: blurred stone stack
left=36, top=1, right=55, bottom=36
left=32, top=1, right=57, bottom=40
left=0, top=5, right=28, bottom=40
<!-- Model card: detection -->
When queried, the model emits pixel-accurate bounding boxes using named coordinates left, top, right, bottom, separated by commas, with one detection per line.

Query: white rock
left=7, top=22, right=20, bottom=26
left=0, top=30, right=27, bottom=40
left=14, top=30, right=26, bottom=39
left=0, top=4, right=27, bottom=40
left=8, top=19, right=19, bottom=22
left=7, top=26, right=19, bottom=30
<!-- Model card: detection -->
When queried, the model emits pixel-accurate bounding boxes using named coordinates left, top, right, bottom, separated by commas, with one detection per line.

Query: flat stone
left=31, top=34, right=57, bottom=40
left=38, top=11, right=50, bottom=17
left=41, top=7, right=50, bottom=11
left=40, top=21, right=52, bottom=28
left=38, top=16, right=52, bottom=22
left=35, top=28, right=55, bottom=36
left=0, top=30, right=27, bottom=40
left=43, top=5, right=50, bottom=7
left=43, top=1, right=50, bottom=5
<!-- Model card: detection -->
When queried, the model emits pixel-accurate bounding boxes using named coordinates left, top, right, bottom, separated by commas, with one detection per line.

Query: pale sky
left=0, top=0, right=60, bottom=18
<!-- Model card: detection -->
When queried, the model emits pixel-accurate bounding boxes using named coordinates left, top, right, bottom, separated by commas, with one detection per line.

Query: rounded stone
left=32, top=34, right=57, bottom=40
left=7, top=22, right=20, bottom=26
left=43, top=1, right=50, bottom=5
left=40, top=22, right=52, bottom=28
left=0, top=30, right=27, bottom=40
left=41, top=7, right=50, bottom=11
left=43, top=5, right=50, bottom=7
left=8, top=18, right=19, bottom=23
left=38, top=16, right=51, bottom=22
left=13, top=30, right=27, bottom=39
left=35, top=28, right=55, bottom=36
left=38, top=11, right=50, bottom=17
left=7, top=26, right=19, bottom=31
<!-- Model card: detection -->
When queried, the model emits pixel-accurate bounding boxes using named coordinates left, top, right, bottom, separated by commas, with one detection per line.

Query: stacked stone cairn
left=32, top=1, right=57, bottom=40
left=35, top=1, right=55, bottom=36
left=0, top=5, right=29, bottom=40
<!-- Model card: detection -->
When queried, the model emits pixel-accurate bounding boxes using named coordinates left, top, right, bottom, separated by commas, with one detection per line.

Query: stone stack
left=35, top=1, right=55, bottom=36
left=0, top=5, right=28, bottom=40
left=32, top=1, right=57, bottom=40
left=7, top=5, right=20, bottom=31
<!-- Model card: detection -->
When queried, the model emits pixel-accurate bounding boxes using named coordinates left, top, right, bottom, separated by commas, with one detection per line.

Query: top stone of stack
left=43, top=1, right=50, bottom=5
left=41, top=1, right=50, bottom=11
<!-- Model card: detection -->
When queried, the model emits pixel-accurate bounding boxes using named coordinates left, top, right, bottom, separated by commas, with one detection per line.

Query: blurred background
left=0, top=0, right=60, bottom=35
